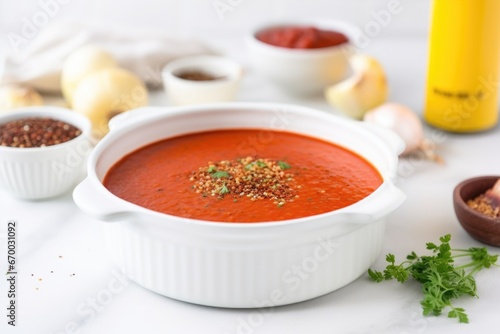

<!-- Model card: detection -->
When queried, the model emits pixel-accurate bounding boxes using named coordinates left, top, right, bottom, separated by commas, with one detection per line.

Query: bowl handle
left=340, top=182, right=406, bottom=223
left=73, top=178, right=136, bottom=223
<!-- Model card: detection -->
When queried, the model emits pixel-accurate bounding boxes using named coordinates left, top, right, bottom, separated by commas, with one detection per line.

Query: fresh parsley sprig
left=368, top=234, right=499, bottom=323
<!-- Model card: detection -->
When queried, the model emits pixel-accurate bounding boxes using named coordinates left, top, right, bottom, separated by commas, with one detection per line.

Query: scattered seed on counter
left=0, top=117, right=82, bottom=148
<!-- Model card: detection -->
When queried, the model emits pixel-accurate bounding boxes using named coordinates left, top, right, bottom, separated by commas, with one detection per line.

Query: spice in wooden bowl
left=453, top=176, right=500, bottom=247
left=467, top=178, right=500, bottom=219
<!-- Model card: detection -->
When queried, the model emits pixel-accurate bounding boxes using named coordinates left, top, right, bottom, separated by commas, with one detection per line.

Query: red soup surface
left=256, top=26, right=349, bottom=49
left=103, top=129, right=382, bottom=223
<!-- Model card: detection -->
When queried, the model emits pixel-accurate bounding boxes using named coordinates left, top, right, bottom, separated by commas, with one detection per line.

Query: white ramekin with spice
left=161, top=55, right=243, bottom=106
left=0, top=106, right=92, bottom=200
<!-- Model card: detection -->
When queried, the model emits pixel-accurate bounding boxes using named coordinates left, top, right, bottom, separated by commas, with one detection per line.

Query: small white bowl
left=0, top=107, right=92, bottom=200
left=161, top=55, right=243, bottom=106
left=247, top=20, right=358, bottom=95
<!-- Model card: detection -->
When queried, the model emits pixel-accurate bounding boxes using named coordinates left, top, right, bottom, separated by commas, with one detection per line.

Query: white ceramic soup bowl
left=73, top=103, right=405, bottom=308
left=0, top=107, right=92, bottom=200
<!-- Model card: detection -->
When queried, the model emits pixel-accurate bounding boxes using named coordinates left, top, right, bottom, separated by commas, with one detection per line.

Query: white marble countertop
left=1, top=35, right=500, bottom=334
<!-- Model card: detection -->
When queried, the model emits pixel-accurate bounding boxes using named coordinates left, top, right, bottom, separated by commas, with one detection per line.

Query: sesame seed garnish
left=190, top=157, right=298, bottom=206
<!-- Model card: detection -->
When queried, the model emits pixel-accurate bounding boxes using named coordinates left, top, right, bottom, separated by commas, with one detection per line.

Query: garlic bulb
left=72, top=67, right=148, bottom=139
left=364, top=103, right=442, bottom=163
left=61, top=45, right=118, bottom=106
left=325, top=54, right=388, bottom=119
left=0, top=84, right=43, bottom=112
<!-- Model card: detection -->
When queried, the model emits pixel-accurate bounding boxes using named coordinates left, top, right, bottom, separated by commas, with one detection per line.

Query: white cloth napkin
left=0, top=23, right=215, bottom=93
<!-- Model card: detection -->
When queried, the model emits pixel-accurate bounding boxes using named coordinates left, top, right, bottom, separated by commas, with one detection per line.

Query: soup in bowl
left=103, top=128, right=383, bottom=223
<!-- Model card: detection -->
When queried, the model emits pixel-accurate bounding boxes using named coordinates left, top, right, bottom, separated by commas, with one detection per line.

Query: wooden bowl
left=453, top=176, right=500, bottom=247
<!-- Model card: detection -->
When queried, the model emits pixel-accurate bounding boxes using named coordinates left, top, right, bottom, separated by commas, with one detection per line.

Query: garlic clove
left=485, top=179, right=500, bottom=209
left=364, top=103, right=423, bottom=154
left=364, top=102, right=443, bottom=163
left=61, top=45, right=118, bottom=107
left=0, top=84, right=44, bottom=112
left=325, top=54, right=388, bottom=119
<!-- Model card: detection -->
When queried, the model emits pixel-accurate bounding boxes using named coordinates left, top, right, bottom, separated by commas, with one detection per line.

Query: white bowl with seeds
left=0, top=107, right=92, bottom=200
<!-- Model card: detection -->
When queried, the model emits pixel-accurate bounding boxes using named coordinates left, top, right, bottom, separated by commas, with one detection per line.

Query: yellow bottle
left=424, top=0, right=500, bottom=132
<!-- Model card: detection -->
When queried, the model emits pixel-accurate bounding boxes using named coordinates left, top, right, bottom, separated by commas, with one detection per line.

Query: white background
left=2, top=1, right=500, bottom=334
left=0, top=0, right=430, bottom=37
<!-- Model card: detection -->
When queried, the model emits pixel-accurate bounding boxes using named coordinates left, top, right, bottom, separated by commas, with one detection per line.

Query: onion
left=61, top=45, right=118, bottom=107
left=72, top=67, right=148, bottom=140
left=363, top=103, right=442, bottom=163
left=0, top=84, right=43, bottom=112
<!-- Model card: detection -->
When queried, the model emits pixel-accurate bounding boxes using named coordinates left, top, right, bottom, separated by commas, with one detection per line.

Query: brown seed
left=0, top=117, right=81, bottom=148
left=190, top=158, right=298, bottom=204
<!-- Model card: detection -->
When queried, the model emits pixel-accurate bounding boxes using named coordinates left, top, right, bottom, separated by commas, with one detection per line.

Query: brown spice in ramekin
left=0, top=117, right=81, bottom=148
left=175, top=70, right=224, bottom=81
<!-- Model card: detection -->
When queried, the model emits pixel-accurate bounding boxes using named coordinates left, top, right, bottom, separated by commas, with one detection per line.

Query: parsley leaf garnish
left=244, top=162, right=255, bottom=170
left=212, top=171, right=229, bottom=179
left=245, top=160, right=268, bottom=170
left=207, top=165, right=229, bottom=179
left=278, top=161, right=291, bottom=170
left=219, top=183, right=229, bottom=195
left=368, top=234, right=499, bottom=323
left=256, top=160, right=268, bottom=168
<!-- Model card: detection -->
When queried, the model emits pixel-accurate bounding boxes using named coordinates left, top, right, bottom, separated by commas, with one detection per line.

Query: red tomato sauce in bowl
left=103, top=129, right=382, bottom=223
left=256, top=26, right=349, bottom=49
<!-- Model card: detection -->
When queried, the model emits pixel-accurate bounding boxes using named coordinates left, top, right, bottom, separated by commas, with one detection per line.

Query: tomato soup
left=103, top=129, right=382, bottom=223
left=256, top=26, right=349, bottom=49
